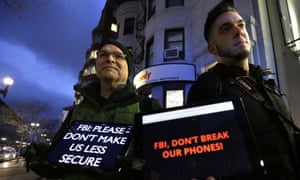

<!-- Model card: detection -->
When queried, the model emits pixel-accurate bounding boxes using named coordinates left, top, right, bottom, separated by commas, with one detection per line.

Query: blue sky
left=0, top=0, right=105, bottom=118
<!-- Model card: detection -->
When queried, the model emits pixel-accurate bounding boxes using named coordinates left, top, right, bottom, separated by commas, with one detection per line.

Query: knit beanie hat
left=98, top=40, right=133, bottom=76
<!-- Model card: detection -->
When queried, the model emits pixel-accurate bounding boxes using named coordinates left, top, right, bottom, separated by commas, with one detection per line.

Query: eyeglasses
left=97, top=51, right=126, bottom=61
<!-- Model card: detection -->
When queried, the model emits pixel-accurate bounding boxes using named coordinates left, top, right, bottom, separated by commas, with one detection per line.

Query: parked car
left=0, top=146, right=17, bottom=162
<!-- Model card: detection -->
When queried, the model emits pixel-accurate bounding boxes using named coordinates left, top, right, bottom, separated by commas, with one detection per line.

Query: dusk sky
left=0, top=1, right=105, bottom=119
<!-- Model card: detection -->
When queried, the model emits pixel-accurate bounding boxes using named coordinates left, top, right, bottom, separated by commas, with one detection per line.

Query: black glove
left=23, top=142, right=50, bottom=174
left=24, top=142, right=49, bottom=161
left=86, top=156, right=145, bottom=180
left=117, top=155, right=145, bottom=171
left=30, top=160, right=63, bottom=178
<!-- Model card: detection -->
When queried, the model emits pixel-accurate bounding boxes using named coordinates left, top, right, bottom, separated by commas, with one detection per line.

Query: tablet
left=134, top=98, right=266, bottom=180
left=44, top=121, right=134, bottom=172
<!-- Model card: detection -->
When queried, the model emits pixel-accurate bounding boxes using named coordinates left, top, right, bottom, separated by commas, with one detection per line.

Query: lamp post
left=30, top=122, right=40, bottom=142
left=0, top=76, right=14, bottom=97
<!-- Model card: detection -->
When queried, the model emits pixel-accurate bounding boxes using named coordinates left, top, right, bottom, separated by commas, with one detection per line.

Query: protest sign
left=45, top=121, right=133, bottom=171
left=136, top=98, right=265, bottom=179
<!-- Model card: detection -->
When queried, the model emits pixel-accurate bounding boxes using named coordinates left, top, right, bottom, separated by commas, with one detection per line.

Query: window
left=166, top=0, right=184, bottom=8
left=124, top=18, right=135, bottom=35
left=148, top=0, right=155, bottom=20
left=164, top=28, right=184, bottom=60
left=278, top=0, right=300, bottom=58
left=111, top=23, right=118, bottom=33
left=164, top=85, right=185, bottom=108
left=146, top=38, right=154, bottom=67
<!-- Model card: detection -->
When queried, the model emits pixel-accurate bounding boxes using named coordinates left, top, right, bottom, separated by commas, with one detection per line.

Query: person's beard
left=216, top=45, right=250, bottom=62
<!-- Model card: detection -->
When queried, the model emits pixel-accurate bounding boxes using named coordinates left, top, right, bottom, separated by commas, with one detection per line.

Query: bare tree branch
left=11, top=99, right=52, bottom=122
left=1, top=0, right=49, bottom=20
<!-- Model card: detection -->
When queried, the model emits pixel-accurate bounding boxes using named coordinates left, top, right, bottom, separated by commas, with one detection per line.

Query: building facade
left=77, top=0, right=300, bottom=126
left=0, top=99, right=23, bottom=145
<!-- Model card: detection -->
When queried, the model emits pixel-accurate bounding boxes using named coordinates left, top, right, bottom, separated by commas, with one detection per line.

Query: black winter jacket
left=188, top=63, right=300, bottom=180
left=29, top=82, right=162, bottom=180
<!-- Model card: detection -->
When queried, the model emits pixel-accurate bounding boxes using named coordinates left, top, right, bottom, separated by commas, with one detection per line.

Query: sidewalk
left=0, top=157, right=41, bottom=180
left=0, top=167, right=41, bottom=180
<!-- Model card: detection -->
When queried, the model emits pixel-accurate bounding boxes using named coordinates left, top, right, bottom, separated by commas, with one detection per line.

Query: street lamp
left=30, top=122, right=40, bottom=128
left=30, top=122, right=40, bottom=142
left=0, top=76, right=14, bottom=97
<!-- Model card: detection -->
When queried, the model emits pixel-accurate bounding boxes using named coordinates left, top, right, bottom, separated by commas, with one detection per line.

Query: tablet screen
left=135, top=98, right=265, bottom=180
left=45, top=121, right=133, bottom=171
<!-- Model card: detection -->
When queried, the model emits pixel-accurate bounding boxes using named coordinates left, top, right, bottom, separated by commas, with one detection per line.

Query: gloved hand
left=117, top=155, right=145, bottom=171
left=116, top=155, right=145, bottom=180
left=87, top=155, right=145, bottom=180
left=30, top=160, right=63, bottom=178
left=24, top=142, right=50, bottom=160
left=23, top=142, right=50, bottom=173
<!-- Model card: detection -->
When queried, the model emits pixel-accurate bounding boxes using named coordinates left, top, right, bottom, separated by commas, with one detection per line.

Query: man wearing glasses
left=28, top=40, right=161, bottom=180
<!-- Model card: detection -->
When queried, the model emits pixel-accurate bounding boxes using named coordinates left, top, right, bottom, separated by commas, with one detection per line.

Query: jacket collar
left=78, top=81, right=138, bottom=107
left=212, top=63, right=273, bottom=80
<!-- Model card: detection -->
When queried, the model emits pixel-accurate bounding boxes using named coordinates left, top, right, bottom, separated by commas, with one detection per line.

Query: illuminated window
left=83, top=68, right=89, bottom=76
left=90, top=66, right=96, bottom=75
left=111, top=23, right=118, bottom=33
left=164, top=86, right=184, bottom=108
left=89, top=50, right=98, bottom=59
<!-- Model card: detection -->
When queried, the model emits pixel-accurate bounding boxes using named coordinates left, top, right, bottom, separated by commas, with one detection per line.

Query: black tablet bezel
left=43, top=120, right=134, bottom=173
left=134, top=97, right=266, bottom=180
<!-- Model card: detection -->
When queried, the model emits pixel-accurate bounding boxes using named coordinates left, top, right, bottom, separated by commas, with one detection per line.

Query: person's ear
left=208, top=43, right=217, bottom=55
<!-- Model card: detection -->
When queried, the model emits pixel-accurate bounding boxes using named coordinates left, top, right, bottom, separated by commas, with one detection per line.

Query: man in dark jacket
left=27, top=40, right=161, bottom=180
left=187, top=2, right=300, bottom=180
